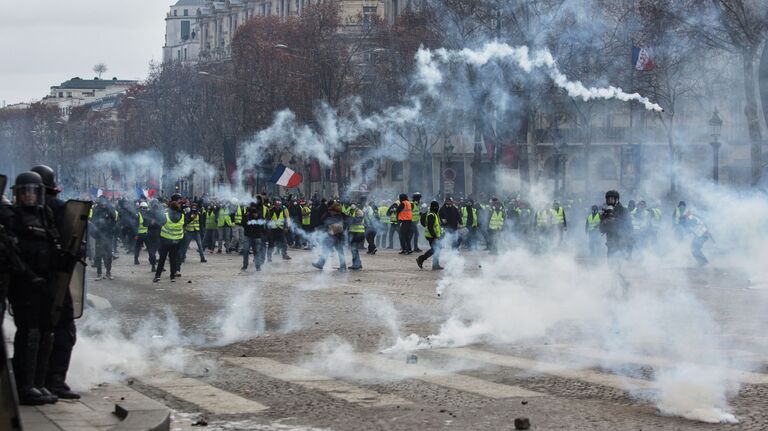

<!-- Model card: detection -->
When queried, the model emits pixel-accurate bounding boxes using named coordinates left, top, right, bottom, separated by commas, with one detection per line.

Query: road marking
left=434, top=348, right=655, bottom=390
left=223, top=357, right=410, bottom=407
left=348, top=353, right=543, bottom=398
left=541, top=344, right=768, bottom=385
left=142, top=371, right=269, bottom=414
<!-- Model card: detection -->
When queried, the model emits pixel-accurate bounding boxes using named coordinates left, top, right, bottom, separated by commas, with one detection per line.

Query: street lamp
left=709, top=108, right=723, bottom=182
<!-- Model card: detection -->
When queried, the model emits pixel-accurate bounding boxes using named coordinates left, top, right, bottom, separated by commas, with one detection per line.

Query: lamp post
left=709, top=108, right=723, bottom=182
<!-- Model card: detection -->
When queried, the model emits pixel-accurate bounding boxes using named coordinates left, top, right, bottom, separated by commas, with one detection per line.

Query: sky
left=0, top=0, right=175, bottom=106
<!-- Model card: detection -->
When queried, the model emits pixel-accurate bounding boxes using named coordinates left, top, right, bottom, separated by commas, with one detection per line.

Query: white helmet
left=139, top=202, right=149, bottom=209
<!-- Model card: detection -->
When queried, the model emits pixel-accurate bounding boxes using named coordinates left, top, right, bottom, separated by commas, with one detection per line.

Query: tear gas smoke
left=205, top=285, right=266, bottom=346
left=416, top=42, right=664, bottom=112
left=381, top=177, right=768, bottom=425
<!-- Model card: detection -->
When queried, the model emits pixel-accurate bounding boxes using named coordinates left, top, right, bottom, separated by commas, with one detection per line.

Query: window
left=363, top=6, right=377, bottom=29
left=177, top=50, right=181, bottom=60
left=183, top=9, right=188, bottom=16
left=66, top=92, right=72, bottom=98
left=181, top=20, right=190, bottom=40
left=184, top=48, right=188, bottom=60
left=597, top=157, right=617, bottom=180
left=391, top=161, right=404, bottom=181
left=58, top=92, right=63, bottom=98
left=173, top=9, right=177, bottom=16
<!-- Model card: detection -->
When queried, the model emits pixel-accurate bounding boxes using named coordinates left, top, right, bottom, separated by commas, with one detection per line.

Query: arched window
left=568, top=156, right=586, bottom=180
left=597, top=157, right=617, bottom=180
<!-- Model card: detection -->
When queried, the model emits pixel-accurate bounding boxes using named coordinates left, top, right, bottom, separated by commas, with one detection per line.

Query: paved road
left=26, top=244, right=768, bottom=430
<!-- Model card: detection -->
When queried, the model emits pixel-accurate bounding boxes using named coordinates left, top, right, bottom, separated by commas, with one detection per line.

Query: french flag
left=270, top=163, right=303, bottom=188
left=632, top=46, right=655, bottom=72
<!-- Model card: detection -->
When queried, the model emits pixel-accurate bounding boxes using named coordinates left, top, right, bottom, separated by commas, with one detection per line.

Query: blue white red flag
left=269, top=164, right=303, bottom=188
left=632, top=46, right=655, bottom=72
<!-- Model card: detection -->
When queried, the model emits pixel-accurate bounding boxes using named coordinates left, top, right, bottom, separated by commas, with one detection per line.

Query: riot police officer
left=30, top=165, right=82, bottom=399
left=599, top=190, right=632, bottom=259
left=8, top=171, right=61, bottom=405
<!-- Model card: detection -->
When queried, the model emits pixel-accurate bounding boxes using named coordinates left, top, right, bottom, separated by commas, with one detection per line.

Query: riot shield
left=51, top=200, right=92, bottom=324
left=1, top=326, right=22, bottom=430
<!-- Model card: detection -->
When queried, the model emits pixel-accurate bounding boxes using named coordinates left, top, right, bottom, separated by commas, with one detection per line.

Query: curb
left=111, top=401, right=170, bottom=431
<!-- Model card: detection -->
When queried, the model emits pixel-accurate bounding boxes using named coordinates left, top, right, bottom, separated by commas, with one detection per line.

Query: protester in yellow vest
left=416, top=200, right=444, bottom=270
left=181, top=203, right=207, bottom=263
left=585, top=204, right=601, bottom=257
left=348, top=204, right=365, bottom=270
left=133, top=201, right=157, bottom=269
left=267, top=199, right=291, bottom=261
left=154, top=201, right=185, bottom=283
left=410, top=192, right=423, bottom=252
left=488, top=198, right=505, bottom=255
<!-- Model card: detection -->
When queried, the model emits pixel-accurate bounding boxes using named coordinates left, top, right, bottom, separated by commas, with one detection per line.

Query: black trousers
left=134, top=233, right=157, bottom=265
left=155, top=238, right=181, bottom=279
left=399, top=220, right=413, bottom=251
left=365, top=230, right=377, bottom=253
left=94, top=236, right=113, bottom=275
left=47, top=293, right=75, bottom=388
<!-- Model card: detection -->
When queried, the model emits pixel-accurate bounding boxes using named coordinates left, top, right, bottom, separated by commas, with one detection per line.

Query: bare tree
left=93, top=63, right=108, bottom=79
left=675, top=0, right=767, bottom=185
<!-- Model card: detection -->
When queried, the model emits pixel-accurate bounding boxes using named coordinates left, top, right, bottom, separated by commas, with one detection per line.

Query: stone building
left=163, top=0, right=410, bottom=64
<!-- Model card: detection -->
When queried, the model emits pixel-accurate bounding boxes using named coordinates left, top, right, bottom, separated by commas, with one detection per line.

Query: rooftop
left=52, top=77, right=138, bottom=90
left=173, top=0, right=206, bottom=6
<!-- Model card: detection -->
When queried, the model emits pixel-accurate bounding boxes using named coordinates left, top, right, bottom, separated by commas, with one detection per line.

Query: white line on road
left=224, top=357, right=411, bottom=407
left=142, top=371, right=269, bottom=415
left=348, top=353, right=543, bottom=399
left=434, top=348, right=655, bottom=390
left=541, top=344, right=768, bottom=385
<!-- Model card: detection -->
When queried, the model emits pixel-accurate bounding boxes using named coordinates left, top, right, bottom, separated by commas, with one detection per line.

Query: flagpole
left=626, top=45, right=635, bottom=192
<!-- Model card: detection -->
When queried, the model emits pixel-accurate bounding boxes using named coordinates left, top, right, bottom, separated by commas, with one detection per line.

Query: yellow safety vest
left=349, top=209, right=365, bottom=234
left=185, top=213, right=200, bottom=232
left=461, top=207, right=478, bottom=228
left=412, top=203, right=421, bottom=222
left=205, top=210, right=217, bottom=229
left=269, top=208, right=288, bottom=229
left=217, top=210, right=232, bottom=228
left=378, top=206, right=390, bottom=224
left=301, top=205, right=311, bottom=225
left=489, top=210, right=504, bottom=231
left=424, top=212, right=441, bottom=239
left=587, top=213, right=601, bottom=231
left=160, top=213, right=185, bottom=240
left=551, top=207, right=565, bottom=226
left=137, top=212, right=148, bottom=234
left=536, top=210, right=550, bottom=228
left=234, top=206, right=243, bottom=224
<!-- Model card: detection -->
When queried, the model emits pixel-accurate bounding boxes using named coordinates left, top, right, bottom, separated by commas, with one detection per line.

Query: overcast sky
left=0, top=0, right=175, bottom=106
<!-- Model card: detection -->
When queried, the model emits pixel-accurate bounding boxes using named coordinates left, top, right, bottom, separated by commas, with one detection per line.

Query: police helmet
left=13, top=171, right=45, bottom=207
left=605, top=190, right=620, bottom=201
left=30, top=164, right=57, bottom=191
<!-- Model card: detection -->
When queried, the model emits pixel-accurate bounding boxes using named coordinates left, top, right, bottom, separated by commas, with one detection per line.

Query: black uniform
left=90, top=202, right=117, bottom=278
left=9, top=202, right=61, bottom=405
left=43, top=194, right=81, bottom=399
left=599, top=202, right=632, bottom=258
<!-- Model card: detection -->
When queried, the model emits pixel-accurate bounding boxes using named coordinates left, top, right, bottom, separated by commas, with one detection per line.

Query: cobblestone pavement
left=30, top=244, right=768, bottom=430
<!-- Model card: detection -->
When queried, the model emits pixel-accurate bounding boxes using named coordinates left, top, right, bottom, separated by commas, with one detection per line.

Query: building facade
left=163, top=0, right=412, bottom=63
left=42, top=77, right=137, bottom=119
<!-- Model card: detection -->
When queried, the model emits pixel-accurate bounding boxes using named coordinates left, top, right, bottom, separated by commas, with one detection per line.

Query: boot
left=416, top=256, right=424, bottom=269
left=18, top=330, right=48, bottom=405
left=201, top=257, right=207, bottom=263
left=47, top=375, right=81, bottom=400
left=35, top=332, right=57, bottom=404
